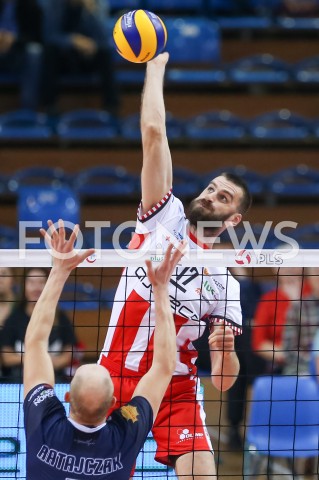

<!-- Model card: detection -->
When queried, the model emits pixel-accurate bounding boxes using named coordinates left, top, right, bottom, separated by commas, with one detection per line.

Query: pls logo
left=86, top=253, right=97, bottom=264
left=235, top=249, right=284, bottom=266
left=235, top=249, right=254, bottom=265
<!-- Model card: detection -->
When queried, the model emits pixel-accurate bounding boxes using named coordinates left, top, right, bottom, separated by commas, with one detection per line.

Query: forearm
left=141, top=56, right=172, bottom=210
left=211, top=351, right=239, bottom=391
left=141, top=61, right=166, bottom=134
left=152, top=285, right=176, bottom=376
left=25, top=268, right=69, bottom=348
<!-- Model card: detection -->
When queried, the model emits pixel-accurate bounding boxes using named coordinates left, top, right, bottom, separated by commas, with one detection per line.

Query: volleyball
left=113, top=10, right=167, bottom=63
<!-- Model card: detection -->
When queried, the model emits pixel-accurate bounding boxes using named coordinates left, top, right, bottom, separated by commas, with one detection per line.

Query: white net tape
left=1, top=248, right=319, bottom=267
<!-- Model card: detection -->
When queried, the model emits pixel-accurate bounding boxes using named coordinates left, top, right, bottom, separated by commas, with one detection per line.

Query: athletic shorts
left=107, top=369, right=213, bottom=467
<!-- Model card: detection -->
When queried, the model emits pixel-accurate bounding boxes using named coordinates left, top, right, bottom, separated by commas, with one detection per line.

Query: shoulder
left=217, top=269, right=240, bottom=295
left=137, top=191, right=184, bottom=224
left=113, top=396, right=153, bottom=428
left=24, top=384, right=64, bottom=421
left=24, top=384, right=56, bottom=406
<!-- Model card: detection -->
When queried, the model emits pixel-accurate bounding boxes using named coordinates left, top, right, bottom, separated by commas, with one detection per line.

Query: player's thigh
left=174, top=450, right=216, bottom=480
left=152, top=391, right=212, bottom=465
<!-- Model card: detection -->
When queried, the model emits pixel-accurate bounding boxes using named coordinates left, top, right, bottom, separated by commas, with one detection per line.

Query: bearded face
left=187, top=176, right=244, bottom=240
left=187, top=198, right=232, bottom=238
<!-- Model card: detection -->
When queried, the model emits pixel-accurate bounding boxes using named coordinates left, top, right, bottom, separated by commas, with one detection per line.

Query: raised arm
left=23, top=220, right=94, bottom=398
left=132, top=241, right=186, bottom=418
left=140, top=52, right=173, bottom=213
left=209, top=324, right=239, bottom=391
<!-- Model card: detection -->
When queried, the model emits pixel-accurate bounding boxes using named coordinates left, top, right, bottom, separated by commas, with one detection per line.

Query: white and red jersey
left=99, top=191, right=242, bottom=377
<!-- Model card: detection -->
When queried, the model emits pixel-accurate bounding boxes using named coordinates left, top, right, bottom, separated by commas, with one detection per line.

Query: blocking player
left=98, top=53, right=252, bottom=479
left=23, top=219, right=186, bottom=479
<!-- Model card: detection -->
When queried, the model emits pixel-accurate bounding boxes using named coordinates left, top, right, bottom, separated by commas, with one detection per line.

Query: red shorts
left=107, top=369, right=213, bottom=467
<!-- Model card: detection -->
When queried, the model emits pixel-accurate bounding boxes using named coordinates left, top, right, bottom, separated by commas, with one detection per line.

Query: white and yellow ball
left=113, top=10, right=167, bottom=63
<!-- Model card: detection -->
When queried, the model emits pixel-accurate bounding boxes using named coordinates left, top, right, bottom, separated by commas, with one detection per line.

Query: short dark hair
left=220, top=172, right=252, bottom=215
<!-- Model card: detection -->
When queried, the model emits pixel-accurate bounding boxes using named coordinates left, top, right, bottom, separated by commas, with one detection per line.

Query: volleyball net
left=0, top=248, right=318, bottom=479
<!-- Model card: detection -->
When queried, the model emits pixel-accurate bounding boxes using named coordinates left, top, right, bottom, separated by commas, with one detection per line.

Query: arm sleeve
left=111, top=396, right=153, bottom=451
left=137, top=191, right=182, bottom=228
left=24, top=384, right=65, bottom=439
left=207, top=273, right=242, bottom=335
left=130, top=192, right=186, bottom=249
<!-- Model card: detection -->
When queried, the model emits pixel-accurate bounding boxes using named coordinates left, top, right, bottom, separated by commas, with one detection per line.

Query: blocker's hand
left=145, top=240, right=187, bottom=289
left=40, top=219, right=95, bottom=273
left=147, top=51, right=169, bottom=68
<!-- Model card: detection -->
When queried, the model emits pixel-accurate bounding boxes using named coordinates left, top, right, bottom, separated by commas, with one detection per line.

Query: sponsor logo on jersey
left=28, top=384, right=51, bottom=402
left=173, top=229, right=184, bottom=241
left=213, top=278, right=225, bottom=291
left=176, top=428, right=204, bottom=444
left=33, top=388, right=55, bottom=406
left=202, top=280, right=216, bottom=296
left=74, top=438, right=96, bottom=447
left=120, top=405, right=139, bottom=423
left=195, top=280, right=217, bottom=301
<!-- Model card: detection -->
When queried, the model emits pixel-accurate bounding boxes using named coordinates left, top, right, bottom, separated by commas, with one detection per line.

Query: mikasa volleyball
left=113, top=10, right=167, bottom=63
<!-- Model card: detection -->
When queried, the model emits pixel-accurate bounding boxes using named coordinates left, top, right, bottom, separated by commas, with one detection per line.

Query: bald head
left=68, top=364, right=114, bottom=425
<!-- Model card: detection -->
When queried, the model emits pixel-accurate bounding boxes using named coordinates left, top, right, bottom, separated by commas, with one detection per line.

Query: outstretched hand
left=147, top=51, right=169, bottom=68
left=145, top=240, right=187, bottom=288
left=40, top=219, right=95, bottom=273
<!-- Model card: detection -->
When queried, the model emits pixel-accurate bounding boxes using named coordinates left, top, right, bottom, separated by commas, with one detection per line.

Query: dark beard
left=187, top=198, right=231, bottom=238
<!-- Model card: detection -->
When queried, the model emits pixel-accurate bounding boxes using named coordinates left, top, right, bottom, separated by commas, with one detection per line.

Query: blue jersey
left=24, top=384, right=153, bottom=479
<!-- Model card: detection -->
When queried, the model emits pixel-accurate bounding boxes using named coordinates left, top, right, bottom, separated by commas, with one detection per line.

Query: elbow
left=141, top=122, right=165, bottom=142
left=163, top=355, right=176, bottom=378
left=165, top=357, right=176, bottom=378
left=24, top=335, right=46, bottom=353
left=170, top=356, right=176, bottom=376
